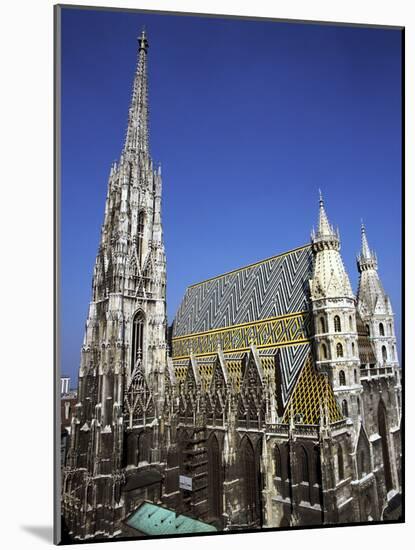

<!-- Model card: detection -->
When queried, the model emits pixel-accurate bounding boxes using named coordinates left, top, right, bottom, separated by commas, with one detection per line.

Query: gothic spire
left=124, top=28, right=149, bottom=157
left=357, top=222, right=378, bottom=272
left=318, top=191, right=336, bottom=237
left=310, top=191, right=353, bottom=299
left=311, top=191, right=339, bottom=248
left=357, top=223, right=390, bottom=317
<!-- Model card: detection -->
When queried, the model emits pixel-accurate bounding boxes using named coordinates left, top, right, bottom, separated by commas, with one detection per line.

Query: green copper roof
left=126, top=502, right=217, bottom=536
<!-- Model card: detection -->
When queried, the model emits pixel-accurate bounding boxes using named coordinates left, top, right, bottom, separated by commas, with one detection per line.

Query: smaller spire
left=360, top=221, right=372, bottom=260
left=357, top=222, right=377, bottom=272
left=318, top=191, right=333, bottom=236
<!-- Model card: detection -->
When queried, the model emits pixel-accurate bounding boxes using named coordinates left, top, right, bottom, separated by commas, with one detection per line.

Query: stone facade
left=62, top=31, right=402, bottom=541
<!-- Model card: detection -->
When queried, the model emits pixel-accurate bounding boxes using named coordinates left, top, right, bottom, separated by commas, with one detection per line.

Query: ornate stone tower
left=356, top=222, right=402, bottom=501
left=309, top=193, right=362, bottom=428
left=357, top=224, right=400, bottom=374
left=63, top=30, right=168, bottom=539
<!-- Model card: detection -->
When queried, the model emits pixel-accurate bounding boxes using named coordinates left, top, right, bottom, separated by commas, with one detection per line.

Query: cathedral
left=61, top=30, right=402, bottom=541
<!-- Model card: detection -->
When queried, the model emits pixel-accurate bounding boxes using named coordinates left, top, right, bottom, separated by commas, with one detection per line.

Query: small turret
left=357, top=222, right=378, bottom=272
left=356, top=222, right=398, bottom=369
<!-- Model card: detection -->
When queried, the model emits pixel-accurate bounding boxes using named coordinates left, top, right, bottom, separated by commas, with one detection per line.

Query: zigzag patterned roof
left=172, top=245, right=313, bottom=337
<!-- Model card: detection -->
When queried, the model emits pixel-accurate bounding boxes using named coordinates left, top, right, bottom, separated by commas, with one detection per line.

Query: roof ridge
left=187, top=243, right=311, bottom=289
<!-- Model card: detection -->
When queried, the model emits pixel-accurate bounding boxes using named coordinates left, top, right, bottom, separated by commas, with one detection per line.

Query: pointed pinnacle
left=317, top=191, right=333, bottom=236
left=138, top=27, right=149, bottom=51
left=361, top=221, right=372, bottom=259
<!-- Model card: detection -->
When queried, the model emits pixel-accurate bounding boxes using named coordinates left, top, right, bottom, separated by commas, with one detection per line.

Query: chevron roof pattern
left=171, top=245, right=314, bottom=403
left=172, top=245, right=313, bottom=337
left=282, top=354, right=343, bottom=425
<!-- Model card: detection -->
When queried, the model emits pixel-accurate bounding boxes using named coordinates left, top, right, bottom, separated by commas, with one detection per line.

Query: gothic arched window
left=349, top=315, right=353, bottom=331
left=358, top=450, right=367, bottom=478
left=334, top=316, right=341, bottom=332
left=379, top=323, right=385, bottom=336
left=275, top=445, right=281, bottom=478
left=138, top=431, right=150, bottom=463
left=137, top=210, right=145, bottom=264
left=378, top=402, right=393, bottom=491
left=339, top=370, right=346, bottom=386
left=354, top=369, right=358, bottom=384
left=321, top=343, right=328, bottom=360
left=337, top=445, right=344, bottom=481
left=382, top=345, right=388, bottom=363
left=131, top=310, right=145, bottom=372
left=313, top=446, right=322, bottom=486
left=366, top=324, right=370, bottom=336
left=341, top=399, right=348, bottom=417
left=336, top=343, right=343, bottom=358
left=352, top=342, right=355, bottom=356
left=320, top=317, right=326, bottom=334
left=300, top=446, right=309, bottom=483
left=208, top=435, right=222, bottom=520
left=357, top=396, right=361, bottom=415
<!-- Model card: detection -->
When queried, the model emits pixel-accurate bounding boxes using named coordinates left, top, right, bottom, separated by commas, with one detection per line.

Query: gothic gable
left=238, top=348, right=266, bottom=429
left=124, top=367, right=155, bottom=428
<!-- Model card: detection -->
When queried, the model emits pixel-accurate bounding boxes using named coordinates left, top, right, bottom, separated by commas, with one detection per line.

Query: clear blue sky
left=60, top=7, right=402, bottom=384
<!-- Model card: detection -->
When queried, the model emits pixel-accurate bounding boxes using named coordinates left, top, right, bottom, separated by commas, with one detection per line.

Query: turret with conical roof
left=356, top=223, right=398, bottom=370
left=310, top=192, right=353, bottom=300
left=309, top=193, right=362, bottom=432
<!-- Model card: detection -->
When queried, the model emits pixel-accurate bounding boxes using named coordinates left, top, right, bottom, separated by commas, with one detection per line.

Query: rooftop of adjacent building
left=125, top=501, right=217, bottom=536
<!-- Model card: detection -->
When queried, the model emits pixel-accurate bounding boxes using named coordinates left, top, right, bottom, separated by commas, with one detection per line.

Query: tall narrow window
left=341, top=399, right=348, bottom=417
left=300, top=447, right=309, bottom=483
left=379, top=323, right=385, bottom=336
left=314, top=446, right=322, bottom=486
left=354, top=369, right=358, bottom=384
left=208, top=435, right=222, bottom=520
left=349, top=315, right=353, bottom=331
left=336, top=343, right=343, bottom=358
left=352, top=342, right=355, bottom=356
left=132, top=311, right=145, bottom=372
left=241, top=437, right=260, bottom=525
left=382, top=345, right=388, bottom=362
left=320, top=317, right=325, bottom=334
left=337, top=446, right=344, bottom=481
left=334, top=316, right=341, bottom=332
left=321, top=343, right=328, bottom=360
left=359, top=450, right=367, bottom=478
left=366, top=324, right=370, bottom=336
left=275, top=446, right=282, bottom=478
left=378, top=402, right=393, bottom=491
left=137, top=211, right=145, bottom=265
left=339, top=370, right=346, bottom=386
left=357, top=396, right=361, bottom=415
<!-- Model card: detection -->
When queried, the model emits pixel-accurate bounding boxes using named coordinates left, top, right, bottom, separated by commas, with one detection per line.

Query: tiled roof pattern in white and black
left=172, top=245, right=313, bottom=337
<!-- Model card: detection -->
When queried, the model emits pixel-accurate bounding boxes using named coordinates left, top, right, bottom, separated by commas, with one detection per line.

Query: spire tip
left=138, top=26, right=149, bottom=51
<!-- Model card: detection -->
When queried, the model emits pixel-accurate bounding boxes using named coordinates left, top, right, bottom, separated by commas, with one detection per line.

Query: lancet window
left=132, top=310, right=145, bottom=372
left=334, top=315, right=341, bottom=332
